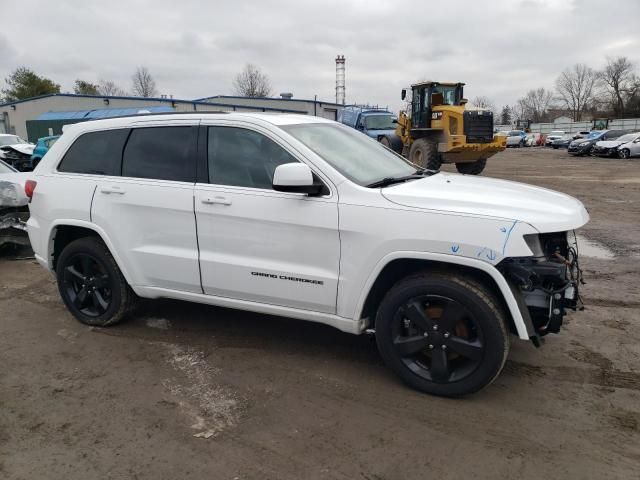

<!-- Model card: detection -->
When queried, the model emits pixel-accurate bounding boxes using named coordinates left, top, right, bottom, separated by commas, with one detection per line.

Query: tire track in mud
left=503, top=360, right=640, bottom=391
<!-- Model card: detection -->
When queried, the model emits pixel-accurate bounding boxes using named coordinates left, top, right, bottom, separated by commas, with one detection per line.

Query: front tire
left=56, top=237, right=135, bottom=327
left=375, top=272, right=509, bottom=396
left=455, top=159, right=487, bottom=175
left=409, top=138, right=441, bottom=170
left=619, top=149, right=630, bottom=159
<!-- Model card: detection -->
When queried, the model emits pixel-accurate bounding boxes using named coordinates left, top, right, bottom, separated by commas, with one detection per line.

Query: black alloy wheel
left=392, top=295, right=483, bottom=384
left=375, top=273, right=509, bottom=396
left=62, top=253, right=113, bottom=317
left=56, top=237, right=135, bottom=326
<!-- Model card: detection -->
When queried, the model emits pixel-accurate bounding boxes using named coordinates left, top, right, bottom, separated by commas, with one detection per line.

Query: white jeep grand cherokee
left=26, top=113, right=589, bottom=396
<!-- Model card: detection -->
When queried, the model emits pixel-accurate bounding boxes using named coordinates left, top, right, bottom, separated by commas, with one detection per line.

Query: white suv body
left=27, top=113, right=589, bottom=396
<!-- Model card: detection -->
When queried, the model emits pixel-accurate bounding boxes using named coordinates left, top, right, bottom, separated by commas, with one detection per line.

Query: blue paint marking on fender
left=477, top=247, right=497, bottom=261
left=501, top=220, right=519, bottom=255
left=451, top=244, right=460, bottom=253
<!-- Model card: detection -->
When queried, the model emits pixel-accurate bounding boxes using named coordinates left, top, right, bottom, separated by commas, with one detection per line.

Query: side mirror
left=401, top=89, right=406, bottom=101
left=356, top=124, right=365, bottom=131
left=273, top=163, right=323, bottom=195
left=392, top=118, right=398, bottom=124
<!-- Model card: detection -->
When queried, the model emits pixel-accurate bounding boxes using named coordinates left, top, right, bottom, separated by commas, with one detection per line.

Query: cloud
left=0, top=0, right=638, bottom=111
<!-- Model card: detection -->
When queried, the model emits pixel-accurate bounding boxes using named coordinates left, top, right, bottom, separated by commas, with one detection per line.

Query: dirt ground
left=1, top=147, right=639, bottom=479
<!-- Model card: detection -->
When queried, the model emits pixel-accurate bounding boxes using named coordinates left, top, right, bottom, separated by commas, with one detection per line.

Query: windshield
left=282, top=123, right=417, bottom=186
left=0, top=135, right=25, bottom=147
left=615, top=134, right=637, bottom=143
left=508, top=131, right=523, bottom=136
left=364, top=115, right=396, bottom=130
left=0, top=160, right=17, bottom=174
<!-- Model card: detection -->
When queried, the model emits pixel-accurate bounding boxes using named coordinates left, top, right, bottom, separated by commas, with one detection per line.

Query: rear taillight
left=25, top=180, right=37, bottom=201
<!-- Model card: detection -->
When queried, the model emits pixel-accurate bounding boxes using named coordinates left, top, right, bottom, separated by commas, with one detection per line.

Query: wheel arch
left=47, top=220, right=134, bottom=285
left=355, top=253, right=532, bottom=341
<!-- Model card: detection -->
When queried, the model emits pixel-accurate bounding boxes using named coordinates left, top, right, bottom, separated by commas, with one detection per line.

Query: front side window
left=207, top=127, right=298, bottom=189
left=122, top=127, right=196, bottom=182
left=58, top=129, right=129, bottom=175
left=282, top=123, right=416, bottom=186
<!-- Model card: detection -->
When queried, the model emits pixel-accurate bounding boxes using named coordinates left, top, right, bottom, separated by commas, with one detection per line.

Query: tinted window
left=207, top=127, right=298, bottom=189
left=122, top=127, right=196, bottom=182
left=58, top=129, right=129, bottom=175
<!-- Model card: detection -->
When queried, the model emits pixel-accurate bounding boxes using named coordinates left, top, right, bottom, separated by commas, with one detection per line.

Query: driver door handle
left=202, top=196, right=232, bottom=206
left=100, top=186, right=126, bottom=195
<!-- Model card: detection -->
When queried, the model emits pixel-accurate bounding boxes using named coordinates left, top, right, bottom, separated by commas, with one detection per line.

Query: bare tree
left=517, top=88, right=554, bottom=122
left=131, top=66, right=158, bottom=98
left=97, top=79, right=126, bottom=96
left=599, top=56, right=634, bottom=117
left=555, top=64, right=597, bottom=121
left=233, top=63, right=272, bottom=97
left=471, top=96, right=495, bottom=112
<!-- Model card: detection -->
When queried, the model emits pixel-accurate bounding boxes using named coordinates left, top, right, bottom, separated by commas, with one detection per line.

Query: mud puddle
left=576, top=235, right=615, bottom=259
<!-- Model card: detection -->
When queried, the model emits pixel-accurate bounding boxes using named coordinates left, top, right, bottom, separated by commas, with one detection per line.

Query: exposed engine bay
left=499, top=231, right=584, bottom=343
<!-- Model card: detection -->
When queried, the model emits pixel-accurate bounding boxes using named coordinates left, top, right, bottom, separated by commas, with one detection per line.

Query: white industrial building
left=0, top=93, right=343, bottom=141
left=194, top=95, right=343, bottom=120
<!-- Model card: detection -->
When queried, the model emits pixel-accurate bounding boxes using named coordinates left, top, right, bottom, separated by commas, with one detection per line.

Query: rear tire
left=56, top=237, right=135, bottom=327
left=375, top=272, right=509, bottom=397
left=455, top=159, right=487, bottom=175
left=409, top=138, right=441, bottom=170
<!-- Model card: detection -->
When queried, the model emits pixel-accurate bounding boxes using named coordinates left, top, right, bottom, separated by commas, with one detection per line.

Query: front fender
left=353, top=251, right=532, bottom=340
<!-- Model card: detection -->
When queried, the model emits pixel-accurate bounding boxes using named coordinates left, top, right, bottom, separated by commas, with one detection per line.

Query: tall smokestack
left=335, top=55, right=345, bottom=105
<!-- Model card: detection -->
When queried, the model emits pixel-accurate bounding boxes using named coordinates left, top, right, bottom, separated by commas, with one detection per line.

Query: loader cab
left=401, top=82, right=465, bottom=129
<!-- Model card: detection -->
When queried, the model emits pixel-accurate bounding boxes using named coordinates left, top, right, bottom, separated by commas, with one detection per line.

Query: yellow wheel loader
left=394, top=82, right=506, bottom=175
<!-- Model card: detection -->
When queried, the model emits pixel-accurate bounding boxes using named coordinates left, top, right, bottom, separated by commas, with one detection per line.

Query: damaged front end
left=498, top=231, right=584, bottom=345
left=0, top=179, right=30, bottom=249
left=0, top=145, right=34, bottom=171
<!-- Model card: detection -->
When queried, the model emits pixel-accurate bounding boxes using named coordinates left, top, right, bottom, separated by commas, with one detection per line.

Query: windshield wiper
left=366, top=169, right=437, bottom=188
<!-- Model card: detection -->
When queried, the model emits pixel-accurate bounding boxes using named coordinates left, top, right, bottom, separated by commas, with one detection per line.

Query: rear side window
left=58, top=129, right=129, bottom=175
left=122, top=126, right=197, bottom=182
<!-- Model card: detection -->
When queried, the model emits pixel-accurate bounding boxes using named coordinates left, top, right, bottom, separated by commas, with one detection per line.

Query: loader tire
left=409, top=138, right=441, bottom=171
left=455, top=159, right=487, bottom=175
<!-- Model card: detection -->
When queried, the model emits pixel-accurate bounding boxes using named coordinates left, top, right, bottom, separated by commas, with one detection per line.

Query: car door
left=630, top=136, right=640, bottom=157
left=91, top=123, right=202, bottom=293
left=194, top=123, right=340, bottom=314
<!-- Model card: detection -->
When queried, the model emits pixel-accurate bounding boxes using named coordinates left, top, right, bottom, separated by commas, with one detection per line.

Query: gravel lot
left=1, top=147, right=639, bottom=479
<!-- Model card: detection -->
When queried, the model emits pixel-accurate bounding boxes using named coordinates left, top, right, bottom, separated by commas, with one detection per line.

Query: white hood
left=0, top=143, right=35, bottom=156
left=596, top=140, right=624, bottom=148
left=381, top=172, right=589, bottom=233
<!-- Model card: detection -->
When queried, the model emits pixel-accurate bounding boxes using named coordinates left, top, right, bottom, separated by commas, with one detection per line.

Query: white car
left=0, top=134, right=35, bottom=170
left=592, top=132, right=638, bottom=157
left=545, top=130, right=565, bottom=146
left=505, top=130, right=526, bottom=148
left=26, top=113, right=589, bottom=396
left=0, top=159, right=30, bottom=247
left=616, top=132, right=640, bottom=159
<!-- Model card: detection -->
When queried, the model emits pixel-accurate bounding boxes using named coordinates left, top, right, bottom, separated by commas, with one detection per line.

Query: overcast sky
left=1, top=0, right=638, bottom=112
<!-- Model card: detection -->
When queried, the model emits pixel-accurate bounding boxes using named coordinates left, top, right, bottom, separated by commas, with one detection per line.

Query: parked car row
left=568, top=130, right=640, bottom=158
left=0, top=134, right=59, bottom=171
left=496, top=128, right=640, bottom=159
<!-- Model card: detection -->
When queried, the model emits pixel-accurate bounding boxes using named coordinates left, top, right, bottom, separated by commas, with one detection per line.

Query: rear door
left=91, top=123, right=201, bottom=293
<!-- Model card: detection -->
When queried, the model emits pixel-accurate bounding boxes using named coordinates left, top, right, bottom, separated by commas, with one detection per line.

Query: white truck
left=26, top=113, right=589, bottom=396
